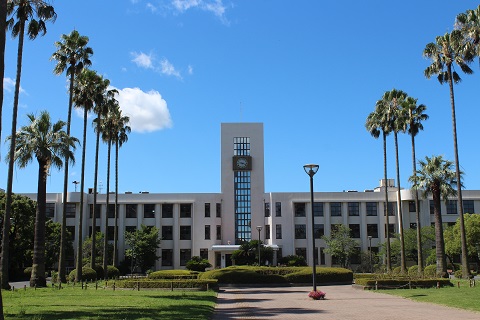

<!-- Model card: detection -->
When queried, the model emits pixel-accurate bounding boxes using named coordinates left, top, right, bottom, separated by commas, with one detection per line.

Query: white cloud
left=187, top=65, right=193, bottom=75
left=114, top=87, right=172, bottom=133
left=160, top=58, right=182, bottom=79
left=146, top=2, right=158, bottom=12
left=131, top=52, right=154, bottom=69
left=3, top=77, right=26, bottom=94
left=171, top=0, right=228, bottom=21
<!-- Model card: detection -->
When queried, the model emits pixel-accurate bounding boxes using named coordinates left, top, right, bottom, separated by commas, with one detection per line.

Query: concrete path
left=212, top=285, right=480, bottom=320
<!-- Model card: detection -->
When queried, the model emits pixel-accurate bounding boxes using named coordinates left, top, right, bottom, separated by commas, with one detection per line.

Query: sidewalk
left=212, top=285, right=480, bottom=320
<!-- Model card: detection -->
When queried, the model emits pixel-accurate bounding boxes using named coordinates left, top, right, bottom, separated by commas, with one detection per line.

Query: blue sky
left=2, top=0, right=480, bottom=195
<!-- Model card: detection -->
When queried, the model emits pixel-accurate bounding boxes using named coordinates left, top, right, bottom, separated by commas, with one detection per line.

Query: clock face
left=236, top=157, right=248, bottom=169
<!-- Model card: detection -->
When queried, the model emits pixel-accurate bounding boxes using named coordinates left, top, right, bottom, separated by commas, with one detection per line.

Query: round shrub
left=85, top=264, right=104, bottom=279
left=68, top=267, right=97, bottom=282
left=423, top=265, right=437, bottom=278
left=454, top=270, right=463, bottom=279
left=186, top=256, right=212, bottom=272
left=279, top=255, right=307, bottom=267
left=408, top=265, right=420, bottom=277
left=392, top=266, right=402, bottom=275
left=106, top=266, right=120, bottom=279
left=24, top=267, right=32, bottom=279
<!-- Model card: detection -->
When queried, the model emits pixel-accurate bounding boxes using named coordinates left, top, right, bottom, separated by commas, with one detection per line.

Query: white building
left=23, top=123, right=479, bottom=270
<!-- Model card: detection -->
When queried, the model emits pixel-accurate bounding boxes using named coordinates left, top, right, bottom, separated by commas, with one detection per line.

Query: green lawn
left=379, top=280, right=480, bottom=313
left=2, top=287, right=217, bottom=320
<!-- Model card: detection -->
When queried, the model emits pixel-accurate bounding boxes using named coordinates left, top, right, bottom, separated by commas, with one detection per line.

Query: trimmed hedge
left=148, top=270, right=199, bottom=280
left=114, top=279, right=217, bottom=290
left=284, top=267, right=353, bottom=284
left=199, top=267, right=287, bottom=284
left=355, top=278, right=452, bottom=289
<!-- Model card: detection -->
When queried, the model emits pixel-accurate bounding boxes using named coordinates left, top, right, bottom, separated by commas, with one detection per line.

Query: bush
left=186, top=256, right=212, bottom=272
left=106, top=266, right=120, bottom=279
left=392, top=266, right=402, bottom=275
left=148, top=270, right=198, bottom=280
left=454, top=270, right=463, bottom=278
left=408, top=265, right=420, bottom=277
left=423, top=265, right=437, bottom=278
left=68, top=267, right=97, bottom=282
left=114, top=278, right=217, bottom=290
left=51, top=271, right=58, bottom=284
left=355, top=278, right=452, bottom=288
left=284, top=267, right=353, bottom=284
left=199, top=267, right=287, bottom=284
left=279, top=255, right=307, bottom=267
left=85, top=264, right=104, bottom=279
left=23, top=267, right=32, bottom=279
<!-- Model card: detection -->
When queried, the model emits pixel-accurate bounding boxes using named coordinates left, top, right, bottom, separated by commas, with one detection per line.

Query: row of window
left=429, top=200, right=475, bottom=215
left=291, top=223, right=392, bottom=240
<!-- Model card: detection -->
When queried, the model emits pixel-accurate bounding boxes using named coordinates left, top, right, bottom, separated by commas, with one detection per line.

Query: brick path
left=212, top=285, right=480, bottom=320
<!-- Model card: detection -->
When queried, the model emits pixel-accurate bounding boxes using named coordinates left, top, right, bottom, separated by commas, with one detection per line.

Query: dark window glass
left=66, top=203, right=76, bottom=218
left=265, top=225, right=270, bottom=239
left=108, top=204, right=118, bottom=218
left=295, top=224, right=306, bottom=239
left=349, top=224, right=360, bottom=238
left=180, top=249, right=192, bottom=266
left=331, top=224, right=341, bottom=233
left=408, top=201, right=416, bottom=212
left=446, top=200, right=457, bottom=214
left=180, top=204, right=192, bottom=218
left=162, top=204, right=173, bottom=218
left=350, top=247, right=362, bottom=264
left=107, top=226, right=115, bottom=241
left=429, top=200, right=435, bottom=215
left=295, top=248, right=307, bottom=260
left=66, top=226, right=75, bottom=241
left=125, top=226, right=136, bottom=234
left=314, top=202, right=324, bottom=217
left=216, top=225, right=221, bottom=240
left=264, top=202, right=270, bottom=217
left=366, top=202, right=377, bottom=216
left=200, top=248, right=208, bottom=260
left=330, top=202, right=341, bottom=216
left=216, top=203, right=221, bottom=217
left=294, top=203, right=306, bottom=217
left=205, top=203, right=211, bottom=217
left=385, top=224, right=395, bottom=237
left=161, top=249, right=173, bottom=266
left=348, top=202, right=359, bottom=216
left=463, top=200, right=475, bottom=214
left=89, top=204, right=101, bottom=219
left=126, top=204, right=137, bottom=218
left=162, top=226, right=173, bottom=240
left=367, top=224, right=378, bottom=238
left=46, top=203, right=55, bottom=218
left=410, top=223, right=417, bottom=229
left=144, top=204, right=155, bottom=218
left=180, top=226, right=191, bottom=240
left=276, top=224, right=282, bottom=239
left=275, top=202, right=281, bottom=217
left=314, top=224, right=324, bottom=239
left=205, top=225, right=211, bottom=240
left=384, top=202, right=395, bottom=216
left=88, top=226, right=101, bottom=237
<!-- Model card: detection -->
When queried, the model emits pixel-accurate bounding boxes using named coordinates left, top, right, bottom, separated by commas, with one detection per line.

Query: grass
left=379, top=279, right=480, bottom=313
left=2, top=286, right=217, bottom=319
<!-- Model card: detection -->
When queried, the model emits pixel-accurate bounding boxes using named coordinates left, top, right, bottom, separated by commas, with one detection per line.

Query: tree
left=444, top=214, right=480, bottom=264
left=82, top=232, right=113, bottom=267
left=72, top=68, right=104, bottom=282
left=2, top=0, right=56, bottom=290
left=409, top=155, right=461, bottom=278
left=456, top=5, right=480, bottom=64
left=186, top=256, right=212, bottom=272
left=423, top=30, right=473, bottom=278
left=45, top=220, right=73, bottom=271
left=322, top=224, right=359, bottom=268
left=231, top=240, right=273, bottom=266
left=125, top=225, right=161, bottom=273
left=7, top=111, right=78, bottom=287
left=365, top=105, right=392, bottom=271
left=402, top=96, right=429, bottom=273
left=51, top=29, right=93, bottom=283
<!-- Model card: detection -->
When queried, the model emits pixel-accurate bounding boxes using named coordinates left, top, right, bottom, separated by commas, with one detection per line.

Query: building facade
left=23, top=123, right=480, bottom=270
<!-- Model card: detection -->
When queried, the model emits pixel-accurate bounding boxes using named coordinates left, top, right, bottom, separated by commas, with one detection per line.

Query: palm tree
left=51, top=30, right=93, bottom=283
left=377, top=89, right=408, bottom=273
left=1, top=0, right=56, bottom=289
left=111, top=108, right=130, bottom=268
left=72, top=68, right=104, bottom=282
left=365, top=108, right=392, bottom=271
left=0, top=0, right=7, bottom=144
left=6, top=111, right=78, bottom=287
left=402, top=96, right=428, bottom=273
left=423, top=30, right=473, bottom=278
left=456, top=5, right=480, bottom=61
left=409, top=155, right=461, bottom=278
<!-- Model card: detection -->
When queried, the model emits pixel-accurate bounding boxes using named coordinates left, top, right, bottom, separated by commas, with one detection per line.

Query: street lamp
left=368, top=235, right=373, bottom=273
left=304, top=163, right=319, bottom=292
left=256, top=226, right=263, bottom=265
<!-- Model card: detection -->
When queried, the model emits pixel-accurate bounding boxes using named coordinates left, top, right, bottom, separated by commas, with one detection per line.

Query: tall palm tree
left=402, top=96, right=428, bottom=273
left=456, top=5, right=480, bottom=62
left=6, top=111, right=78, bottom=287
left=365, top=108, right=392, bottom=271
left=51, top=30, right=92, bottom=283
left=0, top=0, right=7, bottom=144
left=423, top=30, right=473, bottom=278
left=111, top=108, right=130, bottom=268
left=1, top=0, right=56, bottom=289
left=377, top=89, right=408, bottom=273
left=409, top=155, right=461, bottom=278
left=72, top=68, right=104, bottom=282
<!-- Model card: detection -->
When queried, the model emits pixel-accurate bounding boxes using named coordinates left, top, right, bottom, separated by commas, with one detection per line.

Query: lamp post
left=304, top=164, right=319, bottom=292
left=256, top=226, right=263, bottom=265
left=368, top=235, right=373, bottom=273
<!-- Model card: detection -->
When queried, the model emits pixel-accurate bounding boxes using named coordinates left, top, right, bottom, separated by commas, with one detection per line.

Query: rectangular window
left=89, top=204, right=101, bottom=219
left=350, top=247, right=362, bottom=264
left=216, top=203, right=222, bottom=217
left=384, top=202, right=395, bottom=216
left=107, top=226, right=115, bottom=241
left=295, top=248, right=307, bottom=260
left=367, top=224, right=378, bottom=238
left=265, top=225, right=270, bottom=239
left=205, top=225, right=211, bottom=240
left=264, top=202, right=270, bottom=217
left=108, top=204, right=117, bottom=218
left=366, top=202, right=378, bottom=216
left=313, top=202, right=324, bottom=217
left=330, top=202, right=342, bottom=216
left=125, top=226, right=136, bottom=234
left=216, top=225, right=222, bottom=240
left=429, top=200, right=439, bottom=215
left=162, top=226, right=173, bottom=240
left=331, top=224, right=341, bottom=234
left=410, top=223, right=417, bottom=229
left=180, top=226, right=191, bottom=240
left=66, top=226, right=75, bottom=241
left=294, top=203, right=306, bottom=217
left=295, top=224, right=306, bottom=239
left=276, top=224, right=282, bottom=239
left=349, top=224, right=361, bottom=238
left=180, top=249, right=191, bottom=266
left=143, top=204, right=155, bottom=218
left=161, top=249, right=173, bottom=266
left=205, top=203, right=211, bottom=217
left=463, top=200, right=475, bottom=214
left=200, top=248, right=208, bottom=260
left=408, top=201, right=416, bottom=212
left=180, top=204, right=192, bottom=218
left=314, top=224, right=324, bottom=239
left=126, top=204, right=137, bottom=218
left=88, top=226, right=101, bottom=237
left=385, top=224, right=395, bottom=237
left=46, top=203, right=55, bottom=219
left=275, top=202, right=281, bottom=217
left=66, top=203, right=76, bottom=218
left=348, top=202, right=360, bottom=216
left=446, top=200, right=457, bottom=214
left=162, top=204, right=173, bottom=218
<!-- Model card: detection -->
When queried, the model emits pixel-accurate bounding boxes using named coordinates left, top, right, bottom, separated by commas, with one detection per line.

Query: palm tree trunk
left=103, top=141, right=112, bottom=279
left=447, top=65, right=469, bottom=278
left=383, top=132, right=391, bottom=272
left=30, top=161, right=48, bottom=288
left=411, top=132, right=423, bottom=273
left=394, top=132, right=406, bottom=273
left=1, top=19, right=26, bottom=290
left=0, top=0, right=7, bottom=145
left=59, top=71, right=75, bottom=283
left=90, top=126, right=101, bottom=269
left=432, top=187, right=447, bottom=278
left=113, top=140, right=119, bottom=268
left=75, top=108, right=88, bottom=282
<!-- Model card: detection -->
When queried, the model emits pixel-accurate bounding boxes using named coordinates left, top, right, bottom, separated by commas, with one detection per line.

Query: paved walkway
left=212, top=285, right=480, bottom=320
